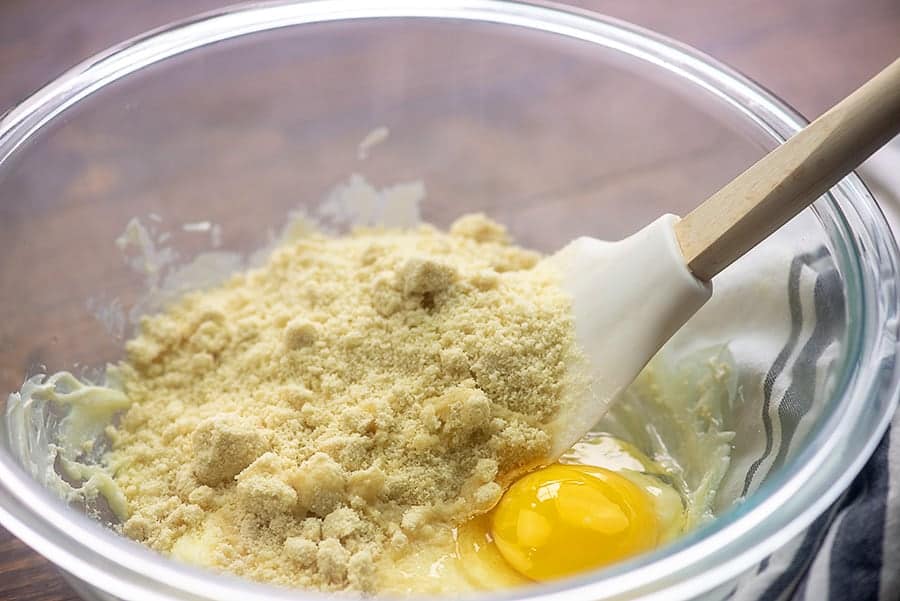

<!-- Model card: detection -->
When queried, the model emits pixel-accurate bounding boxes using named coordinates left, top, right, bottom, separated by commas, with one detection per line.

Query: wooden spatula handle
left=675, top=58, right=900, bottom=281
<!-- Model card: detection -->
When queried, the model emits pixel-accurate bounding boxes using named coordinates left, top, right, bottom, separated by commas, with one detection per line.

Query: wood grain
left=1, top=1, right=899, bottom=601
left=0, top=528, right=78, bottom=601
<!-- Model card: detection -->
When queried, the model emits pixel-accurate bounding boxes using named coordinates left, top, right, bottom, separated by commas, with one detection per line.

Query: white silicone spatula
left=549, top=57, right=900, bottom=457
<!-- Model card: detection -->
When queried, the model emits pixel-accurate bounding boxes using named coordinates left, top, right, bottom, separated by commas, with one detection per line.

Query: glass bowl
left=1, top=2, right=898, bottom=600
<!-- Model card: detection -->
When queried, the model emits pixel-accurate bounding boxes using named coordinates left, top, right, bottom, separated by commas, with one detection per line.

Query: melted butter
left=41, top=370, right=131, bottom=457
left=377, top=527, right=475, bottom=595
left=58, top=456, right=130, bottom=520
left=171, top=512, right=228, bottom=568
left=14, top=369, right=134, bottom=520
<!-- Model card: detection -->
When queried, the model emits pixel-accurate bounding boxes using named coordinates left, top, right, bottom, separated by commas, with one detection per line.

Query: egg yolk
left=490, top=464, right=659, bottom=581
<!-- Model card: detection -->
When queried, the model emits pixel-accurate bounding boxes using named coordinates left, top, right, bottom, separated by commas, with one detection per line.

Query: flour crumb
left=400, top=257, right=456, bottom=296
left=285, top=537, right=318, bottom=566
left=317, top=538, right=351, bottom=584
left=190, top=415, right=267, bottom=486
left=283, top=317, right=320, bottom=350
left=449, top=213, right=510, bottom=244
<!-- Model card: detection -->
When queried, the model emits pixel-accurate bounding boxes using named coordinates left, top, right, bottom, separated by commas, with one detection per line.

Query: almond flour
left=106, top=214, right=579, bottom=592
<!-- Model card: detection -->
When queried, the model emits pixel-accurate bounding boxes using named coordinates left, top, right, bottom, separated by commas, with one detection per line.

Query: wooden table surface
left=1, top=1, right=899, bottom=600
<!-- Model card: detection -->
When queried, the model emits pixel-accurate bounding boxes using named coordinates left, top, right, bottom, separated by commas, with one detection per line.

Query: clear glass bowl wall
left=0, top=3, right=897, bottom=601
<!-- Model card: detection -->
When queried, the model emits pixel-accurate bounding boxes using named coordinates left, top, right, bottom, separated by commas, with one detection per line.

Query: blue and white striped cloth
left=729, top=141, right=900, bottom=601
left=730, top=416, right=897, bottom=601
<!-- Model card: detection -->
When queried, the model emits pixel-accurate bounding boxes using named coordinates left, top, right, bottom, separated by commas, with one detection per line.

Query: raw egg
left=491, top=464, right=659, bottom=580
left=456, top=435, right=685, bottom=587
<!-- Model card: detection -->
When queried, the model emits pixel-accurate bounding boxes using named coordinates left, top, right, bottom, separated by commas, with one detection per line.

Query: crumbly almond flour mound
left=105, top=213, right=579, bottom=593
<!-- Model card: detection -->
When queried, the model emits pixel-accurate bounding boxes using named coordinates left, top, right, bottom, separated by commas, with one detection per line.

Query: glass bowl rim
left=1, top=1, right=898, bottom=600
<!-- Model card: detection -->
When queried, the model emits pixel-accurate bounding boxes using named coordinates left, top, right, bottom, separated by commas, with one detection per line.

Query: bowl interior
left=0, top=6, right=887, bottom=601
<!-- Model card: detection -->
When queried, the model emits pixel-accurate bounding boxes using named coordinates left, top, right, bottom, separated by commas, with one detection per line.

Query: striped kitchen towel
left=729, top=138, right=900, bottom=601
left=730, top=416, right=897, bottom=601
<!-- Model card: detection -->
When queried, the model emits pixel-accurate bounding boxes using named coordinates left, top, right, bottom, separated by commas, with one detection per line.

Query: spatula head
left=547, top=214, right=711, bottom=458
